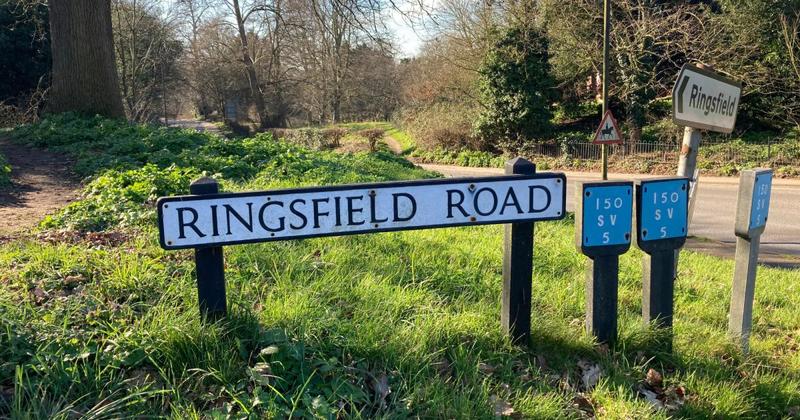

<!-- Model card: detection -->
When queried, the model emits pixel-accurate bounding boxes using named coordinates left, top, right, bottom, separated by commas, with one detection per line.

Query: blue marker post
left=729, top=169, right=773, bottom=353
left=635, top=177, right=689, bottom=347
left=575, top=181, right=633, bottom=345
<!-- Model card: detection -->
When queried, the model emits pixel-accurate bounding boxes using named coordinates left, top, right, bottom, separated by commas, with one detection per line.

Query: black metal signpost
left=159, top=158, right=567, bottom=344
left=575, top=181, right=633, bottom=345
left=635, top=177, right=689, bottom=347
left=728, top=168, right=773, bottom=353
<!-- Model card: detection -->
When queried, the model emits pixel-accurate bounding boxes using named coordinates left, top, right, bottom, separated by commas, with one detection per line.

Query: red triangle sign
left=592, top=110, right=623, bottom=144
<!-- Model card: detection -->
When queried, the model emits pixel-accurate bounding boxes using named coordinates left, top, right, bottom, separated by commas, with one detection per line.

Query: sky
left=387, top=7, right=425, bottom=58
left=385, top=0, right=441, bottom=58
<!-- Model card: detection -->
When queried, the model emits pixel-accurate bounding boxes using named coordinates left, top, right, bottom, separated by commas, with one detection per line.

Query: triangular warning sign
left=592, top=110, right=623, bottom=144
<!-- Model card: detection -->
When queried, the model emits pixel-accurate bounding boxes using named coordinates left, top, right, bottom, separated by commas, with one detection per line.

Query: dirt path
left=0, top=137, right=80, bottom=236
left=384, top=136, right=403, bottom=154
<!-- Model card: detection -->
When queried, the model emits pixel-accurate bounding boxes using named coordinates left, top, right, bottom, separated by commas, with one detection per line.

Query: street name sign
left=158, top=174, right=566, bottom=250
left=672, top=64, right=742, bottom=133
left=592, top=110, right=622, bottom=144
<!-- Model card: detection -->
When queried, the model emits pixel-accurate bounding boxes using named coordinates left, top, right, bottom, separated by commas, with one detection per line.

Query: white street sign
left=158, top=174, right=566, bottom=249
left=672, top=64, right=742, bottom=133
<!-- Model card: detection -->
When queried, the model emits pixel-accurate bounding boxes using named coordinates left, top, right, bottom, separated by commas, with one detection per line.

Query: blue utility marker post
left=575, top=181, right=633, bottom=345
left=729, top=169, right=773, bottom=353
left=635, top=178, right=689, bottom=343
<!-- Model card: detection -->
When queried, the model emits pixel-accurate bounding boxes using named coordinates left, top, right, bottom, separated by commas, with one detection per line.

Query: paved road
left=162, top=118, right=222, bottom=134
left=417, top=163, right=800, bottom=260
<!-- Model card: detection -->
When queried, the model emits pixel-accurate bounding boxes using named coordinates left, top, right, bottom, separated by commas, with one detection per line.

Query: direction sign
left=576, top=181, right=633, bottom=255
left=636, top=178, right=689, bottom=254
left=158, top=174, right=566, bottom=249
left=672, top=64, right=742, bottom=133
left=734, top=168, right=773, bottom=239
left=592, top=110, right=622, bottom=144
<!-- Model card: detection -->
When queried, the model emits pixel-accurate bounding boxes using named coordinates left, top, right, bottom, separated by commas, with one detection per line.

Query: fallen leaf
left=577, top=360, right=602, bottom=391
left=490, top=395, right=516, bottom=417
left=432, top=358, right=452, bottom=379
left=478, top=362, right=496, bottom=376
left=637, top=384, right=664, bottom=409
left=645, top=368, right=663, bottom=388
left=572, top=393, right=595, bottom=417
left=372, top=373, right=391, bottom=408
left=31, top=287, right=47, bottom=305
left=259, top=345, right=279, bottom=356
left=64, top=274, right=85, bottom=288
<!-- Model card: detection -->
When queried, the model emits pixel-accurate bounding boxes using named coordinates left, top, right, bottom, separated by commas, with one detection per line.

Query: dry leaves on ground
left=637, top=368, right=687, bottom=411
left=577, top=359, right=602, bottom=391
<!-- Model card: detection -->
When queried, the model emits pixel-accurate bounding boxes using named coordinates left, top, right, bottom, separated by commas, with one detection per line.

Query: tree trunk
left=47, top=0, right=125, bottom=118
left=231, top=0, right=268, bottom=128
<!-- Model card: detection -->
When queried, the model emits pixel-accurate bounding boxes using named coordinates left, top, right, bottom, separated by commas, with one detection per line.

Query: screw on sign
left=581, top=185, right=632, bottom=248
left=635, top=178, right=689, bottom=348
left=575, top=181, right=633, bottom=345
left=729, top=169, right=773, bottom=353
left=639, top=179, right=689, bottom=242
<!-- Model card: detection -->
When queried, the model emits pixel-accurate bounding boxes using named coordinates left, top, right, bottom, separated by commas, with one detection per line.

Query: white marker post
left=728, top=169, right=773, bottom=353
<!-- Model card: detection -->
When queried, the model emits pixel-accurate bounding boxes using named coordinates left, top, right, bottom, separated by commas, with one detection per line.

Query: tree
left=47, top=0, right=125, bottom=118
left=0, top=1, right=50, bottom=103
left=112, top=0, right=183, bottom=122
left=474, top=24, right=556, bottom=153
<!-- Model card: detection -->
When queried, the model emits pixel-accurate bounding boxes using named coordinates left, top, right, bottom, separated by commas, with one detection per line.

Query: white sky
left=385, top=0, right=441, bottom=58
left=387, top=7, right=425, bottom=58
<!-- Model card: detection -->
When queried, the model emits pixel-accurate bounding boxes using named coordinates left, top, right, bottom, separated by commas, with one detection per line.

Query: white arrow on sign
left=672, top=64, right=742, bottom=133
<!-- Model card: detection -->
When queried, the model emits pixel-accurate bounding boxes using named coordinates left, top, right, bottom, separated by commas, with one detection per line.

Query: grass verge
left=1, top=115, right=798, bottom=418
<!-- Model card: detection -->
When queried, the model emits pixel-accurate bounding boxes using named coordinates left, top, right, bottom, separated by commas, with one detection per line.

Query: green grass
left=2, top=218, right=799, bottom=417
left=1, top=116, right=799, bottom=417
left=0, top=152, right=10, bottom=187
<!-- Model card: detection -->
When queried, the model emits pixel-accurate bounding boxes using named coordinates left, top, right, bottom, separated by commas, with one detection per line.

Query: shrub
left=321, top=128, right=347, bottom=148
left=276, top=128, right=344, bottom=150
left=41, top=164, right=199, bottom=231
left=396, top=104, right=483, bottom=151
left=358, top=128, right=385, bottom=152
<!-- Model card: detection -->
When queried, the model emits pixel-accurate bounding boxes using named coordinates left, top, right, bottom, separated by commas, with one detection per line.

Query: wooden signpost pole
left=501, top=158, right=536, bottom=343
left=189, top=177, right=228, bottom=321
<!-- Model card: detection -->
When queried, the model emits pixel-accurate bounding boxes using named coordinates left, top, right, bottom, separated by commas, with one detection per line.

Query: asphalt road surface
left=418, top=163, right=800, bottom=260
